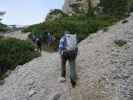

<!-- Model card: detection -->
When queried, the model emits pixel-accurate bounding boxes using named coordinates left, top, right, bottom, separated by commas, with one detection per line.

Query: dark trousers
left=37, top=42, right=42, bottom=52
left=37, top=45, right=41, bottom=52
left=61, top=49, right=78, bottom=81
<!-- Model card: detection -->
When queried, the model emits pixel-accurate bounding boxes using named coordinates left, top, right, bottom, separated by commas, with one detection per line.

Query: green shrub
left=0, top=23, right=9, bottom=32
left=0, top=38, right=40, bottom=79
left=0, top=35, right=3, bottom=39
left=102, top=27, right=108, bottom=32
left=45, top=9, right=67, bottom=21
left=23, top=15, right=118, bottom=51
left=122, top=20, right=128, bottom=24
left=114, top=39, right=127, bottom=47
left=99, top=0, right=129, bottom=18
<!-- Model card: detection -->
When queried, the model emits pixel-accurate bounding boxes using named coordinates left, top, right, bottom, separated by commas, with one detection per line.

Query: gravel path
left=0, top=51, right=82, bottom=100
left=0, top=15, right=133, bottom=100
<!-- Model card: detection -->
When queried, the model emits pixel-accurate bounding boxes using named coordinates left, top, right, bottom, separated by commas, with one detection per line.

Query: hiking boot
left=71, top=79, right=76, bottom=88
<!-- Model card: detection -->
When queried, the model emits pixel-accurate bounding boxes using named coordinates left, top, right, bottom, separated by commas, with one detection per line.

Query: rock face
left=3, top=30, right=30, bottom=40
left=63, top=0, right=100, bottom=14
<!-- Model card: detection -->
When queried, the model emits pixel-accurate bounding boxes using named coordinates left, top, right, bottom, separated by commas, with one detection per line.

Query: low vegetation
left=0, top=12, right=9, bottom=32
left=114, top=39, right=127, bottom=47
left=23, top=0, right=133, bottom=51
left=0, top=35, right=3, bottom=39
left=99, top=0, right=130, bottom=18
left=0, top=38, right=40, bottom=79
left=45, top=9, right=67, bottom=21
left=23, top=15, right=118, bottom=50
left=0, top=23, right=9, bottom=32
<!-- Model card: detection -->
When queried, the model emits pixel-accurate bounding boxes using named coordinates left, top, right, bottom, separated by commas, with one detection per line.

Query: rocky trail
left=1, top=15, right=133, bottom=100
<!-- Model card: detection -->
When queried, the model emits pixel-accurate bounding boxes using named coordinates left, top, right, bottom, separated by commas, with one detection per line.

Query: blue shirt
left=59, top=36, right=67, bottom=55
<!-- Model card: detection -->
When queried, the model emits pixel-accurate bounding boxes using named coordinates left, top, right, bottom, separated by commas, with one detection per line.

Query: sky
left=0, top=0, right=64, bottom=25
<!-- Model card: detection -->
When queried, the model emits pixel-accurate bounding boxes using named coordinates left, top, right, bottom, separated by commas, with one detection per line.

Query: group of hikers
left=31, top=32, right=55, bottom=52
left=32, top=31, right=78, bottom=88
left=32, top=36, right=42, bottom=52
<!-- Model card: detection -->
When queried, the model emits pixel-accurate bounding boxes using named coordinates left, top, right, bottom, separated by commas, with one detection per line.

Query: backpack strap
left=59, top=36, right=67, bottom=55
left=63, top=36, right=67, bottom=49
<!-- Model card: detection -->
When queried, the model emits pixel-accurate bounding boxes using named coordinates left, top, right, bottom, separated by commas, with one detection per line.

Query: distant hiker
left=32, top=35, right=36, bottom=44
left=47, top=32, right=53, bottom=47
left=59, top=31, right=78, bottom=87
left=36, top=37, right=42, bottom=52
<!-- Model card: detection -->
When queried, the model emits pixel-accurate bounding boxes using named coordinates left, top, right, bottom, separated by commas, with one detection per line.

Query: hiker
left=47, top=32, right=53, bottom=47
left=32, top=35, right=36, bottom=44
left=59, top=31, right=78, bottom=87
left=36, top=37, right=42, bottom=52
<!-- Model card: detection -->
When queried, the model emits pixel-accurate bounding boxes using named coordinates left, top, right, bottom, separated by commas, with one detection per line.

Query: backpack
left=36, top=38, right=41, bottom=46
left=64, top=34, right=77, bottom=50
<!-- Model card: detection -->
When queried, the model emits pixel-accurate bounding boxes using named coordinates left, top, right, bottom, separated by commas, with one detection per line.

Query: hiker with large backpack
left=59, top=31, right=78, bottom=87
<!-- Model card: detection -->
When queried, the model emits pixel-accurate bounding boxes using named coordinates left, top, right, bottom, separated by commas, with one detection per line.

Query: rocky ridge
left=63, top=0, right=100, bottom=14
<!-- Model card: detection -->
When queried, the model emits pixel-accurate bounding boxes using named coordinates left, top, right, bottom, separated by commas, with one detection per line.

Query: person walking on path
left=32, top=35, right=36, bottom=44
left=36, top=37, right=42, bottom=52
left=59, top=31, right=78, bottom=87
left=47, top=32, right=53, bottom=47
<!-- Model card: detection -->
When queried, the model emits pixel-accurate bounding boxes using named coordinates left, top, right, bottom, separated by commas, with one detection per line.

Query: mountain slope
left=0, top=15, right=133, bottom=100
left=77, top=15, right=133, bottom=100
